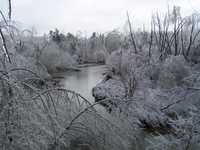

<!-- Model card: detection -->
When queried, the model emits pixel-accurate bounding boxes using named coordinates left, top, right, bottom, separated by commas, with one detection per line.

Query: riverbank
left=76, top=62, right=105, bottom=68
left=92, top=76, right=125, bottom=101
left=49, top=63, right=106, bottom=79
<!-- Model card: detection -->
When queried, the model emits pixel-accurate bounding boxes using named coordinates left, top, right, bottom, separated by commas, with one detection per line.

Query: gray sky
left=1, top=0, right=200, bottom=35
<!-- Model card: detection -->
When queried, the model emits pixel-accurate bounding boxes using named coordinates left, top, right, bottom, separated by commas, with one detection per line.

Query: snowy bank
left=92, top=77, right=125, bottom=102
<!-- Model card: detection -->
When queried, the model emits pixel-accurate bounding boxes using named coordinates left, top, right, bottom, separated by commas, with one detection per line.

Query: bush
left=94, top=50, right=106, bottom=63
left=158, top=56, right=191, bottom=88
left=40, top=42, right=77, bottom=72
left=105, top=31, right=122, bottom=54
left=106, top=50, right=122, bottom=74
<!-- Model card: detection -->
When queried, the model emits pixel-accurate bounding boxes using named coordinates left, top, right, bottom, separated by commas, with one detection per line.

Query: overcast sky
left=1, top=0, right=200, bottom=35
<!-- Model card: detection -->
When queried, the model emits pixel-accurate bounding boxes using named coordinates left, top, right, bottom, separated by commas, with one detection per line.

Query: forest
left=1, top=0, right=200, bottom=150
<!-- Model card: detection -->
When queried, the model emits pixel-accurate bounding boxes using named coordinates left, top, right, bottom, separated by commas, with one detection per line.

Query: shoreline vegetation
left=1, top=1, right=200, bottom=149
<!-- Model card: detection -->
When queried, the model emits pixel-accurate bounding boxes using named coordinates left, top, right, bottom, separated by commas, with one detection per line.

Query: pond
left=63, top=65, right=108, bottom=103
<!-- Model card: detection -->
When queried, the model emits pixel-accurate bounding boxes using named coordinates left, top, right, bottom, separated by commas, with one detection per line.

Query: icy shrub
left=146, top=63, right=161, bottom=87
left=40, top=42, right=77, bottom=72
left=106, top=51, right=121, bottom=74
left=190, top=47, right=200, bottom=63
left=57, top=51, right=77, bottom=69
left=158, top=56, right=191, bottom=88
left=94, top=50, right=106, bottom=63
left=107, top=50, right=147, bottom=74
left=0, top=51, right=50, bottom=80
left=105, top=31, right=121, bottom=54
left=106, top=50, right=149, bottom=97
left=92, top=78, right=125, bottom=101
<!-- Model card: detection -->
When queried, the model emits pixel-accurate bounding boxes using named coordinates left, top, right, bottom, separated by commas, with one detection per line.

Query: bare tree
left=148, top=19, right=154, bottom=58
left=0, top=0, right=12, bottom=63
left=8, top=0, right=12, bottom=19
left=127, top=12, right=137, bottom=54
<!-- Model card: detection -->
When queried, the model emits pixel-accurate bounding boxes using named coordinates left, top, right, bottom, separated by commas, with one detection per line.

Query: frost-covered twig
left=0, top=28, right=11, bottom=63
left=8, top=0, right=12, bottom=20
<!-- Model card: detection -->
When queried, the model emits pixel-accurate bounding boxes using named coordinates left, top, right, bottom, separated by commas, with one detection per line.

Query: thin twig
left=0, top=28, right=11, bottom=63
left=127, top=11, right=137, bottom=53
